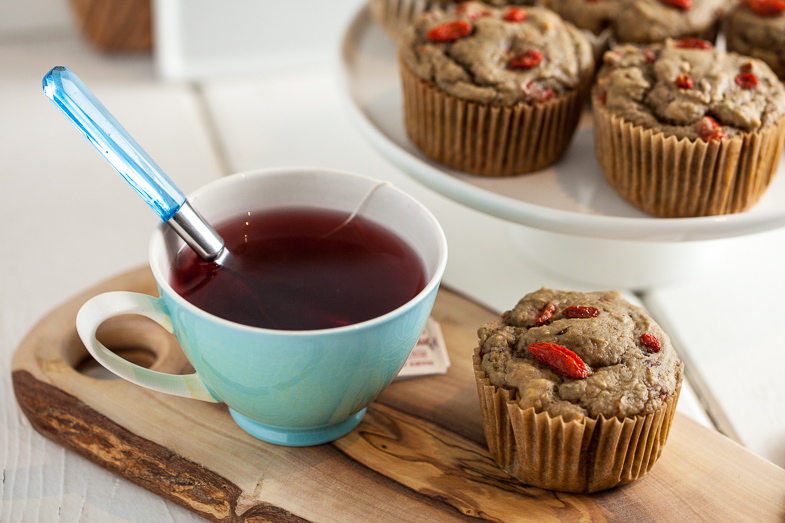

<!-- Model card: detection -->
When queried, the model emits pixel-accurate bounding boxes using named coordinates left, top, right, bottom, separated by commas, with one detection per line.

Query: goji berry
left=675, top=37, right=713, bottom=50
left=735, top=72, right=759, bottom=89
left=426, top=20, right=472, bottom=42
left=502, top=7, right=528, bottom=22
left=528, top=342, right=589, bottom=379
left=674, top=73, right=694, bottom=89
left=696, top=116, right=727, bottom=141
left=658, top=0, right=693, bottom=9
left=534, top=303, right=556, bottom=326
left=562, top=306, right=600, bottom=318
left=640, top=333, right=662, bottom=353
left=508, top=50, right=544, bottom=69
left=537, top=87, right=555, bottom=102
left=524, top=81, right=555, bottom=102
left=747, top=0, right=785, bottom=17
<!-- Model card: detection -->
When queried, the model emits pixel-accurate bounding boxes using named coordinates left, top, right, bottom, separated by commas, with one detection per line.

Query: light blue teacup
left=76, top=167, right=448, bottom=446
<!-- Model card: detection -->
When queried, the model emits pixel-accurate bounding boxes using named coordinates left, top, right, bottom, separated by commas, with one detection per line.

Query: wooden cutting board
left=11, top=267, right=785, bottom=522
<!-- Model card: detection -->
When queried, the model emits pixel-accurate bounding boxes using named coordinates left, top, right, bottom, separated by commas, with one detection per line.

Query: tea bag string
left=320, top=181, right=391, bottom=239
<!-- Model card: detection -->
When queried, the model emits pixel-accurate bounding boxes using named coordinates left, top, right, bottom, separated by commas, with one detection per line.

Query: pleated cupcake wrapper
left=473, top=350, right=681, bottom=493
left=400, top=55, right=589, bottom=177
left=593, top=100, right=785, bottom=217
left=369, top=0, right=453, bottom=40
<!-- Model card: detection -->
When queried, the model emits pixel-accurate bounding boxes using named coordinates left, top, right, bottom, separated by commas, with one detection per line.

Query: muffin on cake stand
left=340, top=3, right=785, bottom=291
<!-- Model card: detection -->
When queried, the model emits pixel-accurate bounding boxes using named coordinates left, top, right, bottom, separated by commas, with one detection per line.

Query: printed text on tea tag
left=396, top=318, right=450, bottom=379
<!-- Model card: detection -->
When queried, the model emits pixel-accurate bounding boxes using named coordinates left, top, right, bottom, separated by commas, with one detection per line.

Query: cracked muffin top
left=398, top=3, right=594, bottom=105
left=540, top=0, right=733, bottom=43
left=593, top=37, right=785, bottom=140
left=477, top=288, right=683, bottom=421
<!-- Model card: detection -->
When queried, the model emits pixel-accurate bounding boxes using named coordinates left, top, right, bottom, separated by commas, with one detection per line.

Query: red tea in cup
left=170, top=207, right=427, bottom=330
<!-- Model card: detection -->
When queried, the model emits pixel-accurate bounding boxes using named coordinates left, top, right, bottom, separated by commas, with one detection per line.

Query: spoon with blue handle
left=42, top=66, right=225, bottom=262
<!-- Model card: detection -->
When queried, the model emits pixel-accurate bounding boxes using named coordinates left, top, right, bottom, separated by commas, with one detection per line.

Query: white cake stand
left=338, top=6, right=785, bottom=289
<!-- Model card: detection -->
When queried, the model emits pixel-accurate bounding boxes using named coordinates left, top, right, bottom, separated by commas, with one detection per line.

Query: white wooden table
left=1, top=1, right=782, bottom=521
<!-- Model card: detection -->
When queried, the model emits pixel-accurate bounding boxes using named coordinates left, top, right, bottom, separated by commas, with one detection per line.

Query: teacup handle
left=75, top=291, right=219, bottom=403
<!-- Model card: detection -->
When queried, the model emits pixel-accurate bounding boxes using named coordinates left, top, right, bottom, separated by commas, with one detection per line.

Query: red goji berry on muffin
left=398, top=3, right=595, bottom=176
left=726, top=0, right=785, bottom=81
left=474, top=287, right=684, bottom=493
left=368, top=0, right=535, bottom=41
left=539, top=0, right=729, bottom=45
left=592, top=38, right=785, bottom=217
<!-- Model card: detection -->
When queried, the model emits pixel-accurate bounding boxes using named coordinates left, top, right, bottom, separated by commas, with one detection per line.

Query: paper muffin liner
left=473, top=348, right=682, bottom=493
left=400, top=54, right=589, bottom=177
left=593, top=99, right=785, bottom=217
left=369, top=0, right=454, bottom=40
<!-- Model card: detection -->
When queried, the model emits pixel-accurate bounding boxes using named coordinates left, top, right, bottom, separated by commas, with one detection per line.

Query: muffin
left=369, top=0, right=535, bottom=40
left=726, top=1, right=785, bottom=81
left=398, top=3, right=595, bottom=176
left=540, top=0, right=733, bottom=45
left=474, top=288, right=684, bottom=493
left=592, top=38, right=785, bottom=217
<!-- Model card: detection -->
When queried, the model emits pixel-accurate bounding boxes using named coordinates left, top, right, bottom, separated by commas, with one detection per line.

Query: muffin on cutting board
left=474, top=287, right=683, bottom=493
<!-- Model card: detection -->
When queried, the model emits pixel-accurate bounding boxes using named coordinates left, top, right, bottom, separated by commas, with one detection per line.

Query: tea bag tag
left=396, top=318, right=451, bottom=380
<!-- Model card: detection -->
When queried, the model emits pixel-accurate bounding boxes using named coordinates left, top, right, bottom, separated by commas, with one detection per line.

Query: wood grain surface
left=11, top=267, right=785, bottom=522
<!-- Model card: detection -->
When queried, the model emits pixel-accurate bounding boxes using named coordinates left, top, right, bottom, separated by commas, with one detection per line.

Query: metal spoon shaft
left=43, top=66, right=224, bottom=261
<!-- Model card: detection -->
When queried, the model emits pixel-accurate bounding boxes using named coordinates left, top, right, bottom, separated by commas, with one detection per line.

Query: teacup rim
left=149, top=166, right=448, bottom=336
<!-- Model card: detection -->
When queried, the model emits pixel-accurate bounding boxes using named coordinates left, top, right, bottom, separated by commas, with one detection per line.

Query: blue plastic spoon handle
left=42, top=66, right=186, bottom=221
